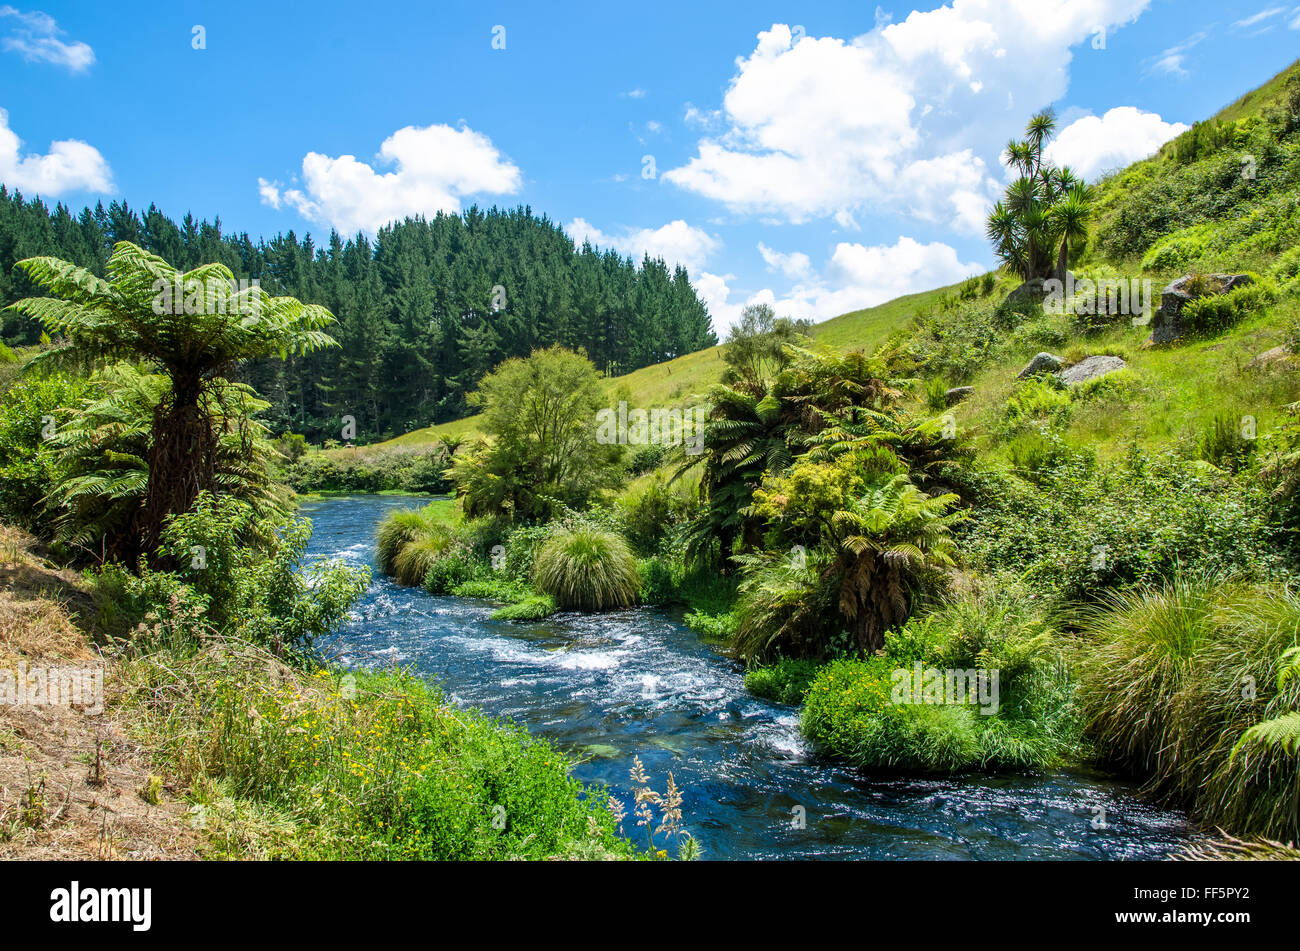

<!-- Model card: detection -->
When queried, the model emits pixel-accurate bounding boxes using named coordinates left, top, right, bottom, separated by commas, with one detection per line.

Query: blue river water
left=303, top=494, right=1196, bottom=860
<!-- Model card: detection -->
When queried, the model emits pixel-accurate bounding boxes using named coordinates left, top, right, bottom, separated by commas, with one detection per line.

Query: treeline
left=0, top=189, right=717, bottom=440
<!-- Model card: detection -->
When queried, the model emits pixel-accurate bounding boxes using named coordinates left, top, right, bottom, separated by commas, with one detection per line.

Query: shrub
left=963, top=448, right=1286, bottom=608
left=1140, top=223, right=1217, bottom=272
left=800, top=590, right=1076, bottom=774
left=422, top=547, right=481, bottom=594
left=532, top=526, right=640, bottom=612
left=491, top=594, right=557, bottom=622
left=922, top=377, right=949, bottom=413
left=391, top=530, right=454, bottom=586
left=683, top=609, right=737, bottom=642
left=450, top=575, right=532, bottom=602
left=0, top=372, right=86, bottom=531
left=124, top=493, right=371, bottom=657
left=286, top=447, right=451, bottom=494
left=745, top=658, right=820, bottom=705
left=617, top=476, right=694, bottom=556
left=626, top=443, right=669, bottom=476
left=1003, top=377, right=1071, bottom=429
left=638, top=555, right=684, bottom=605
left=1180, top=277, right=1275, bottom=334
left=1199, top=412, right=1257, bottom=472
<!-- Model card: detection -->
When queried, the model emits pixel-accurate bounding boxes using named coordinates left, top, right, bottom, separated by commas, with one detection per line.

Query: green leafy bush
left=0, top=372, right=85, bottom=531
left=287, top=447, right=451, bottom=494
left=155, top=492, right=370, bottom=655
left=963, top=448, right=1286, bottom=608
left=1140, top=223, right=1218, bottom=272
left=1180, top=277, right=1275, bottom=335
left=491, top=594, right=557, bottom=622
left=745, top=658, right=821, bottom=705
left=800, top=590, right=1075, bottom=774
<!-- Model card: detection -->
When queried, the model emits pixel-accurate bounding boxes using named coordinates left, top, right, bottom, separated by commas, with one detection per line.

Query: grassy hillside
left=372, top=280, right=963, bottom=450
left=350, top=58, right=1300, bottom=481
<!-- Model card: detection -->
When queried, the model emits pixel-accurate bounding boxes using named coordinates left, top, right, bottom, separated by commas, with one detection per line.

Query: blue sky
left=2, top=0, right=1298, bottom=333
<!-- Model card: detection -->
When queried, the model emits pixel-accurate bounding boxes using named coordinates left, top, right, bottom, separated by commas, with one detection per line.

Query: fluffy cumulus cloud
left=758, top=241, right=812, bottom=279
left=259, top=123, right=522, bottom=235
left=0, top=6, right=93, bottom=72
left=0, top=107, right=111, bottom=195
left=1044, top=106, right=1188, bottom=181
left=703, top=237, right=983, bottom=334
left=664, top=2, right=1154, bottom=232
left=566, top=217, right=720, bottom=275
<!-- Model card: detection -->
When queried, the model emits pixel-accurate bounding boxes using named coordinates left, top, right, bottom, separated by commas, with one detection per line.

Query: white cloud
left=566, top=218, right=720, bottom=275
left=665, top=3, right=1151, bottom=232
left=1290, top=5, right=1300, bottom=29
left=693, top=271, right=745, bottom=335
left=773, top=237, right=984, bottom=321
left=758, top=242, right=812, bottom=279
left=702, top=236, right=983, bottom=335
left=1232, top=7, right=1285, bottom=29
left=1044, top=106, right=1188, bottom=181
left=0, top=6, right=93, bottom=72
left=1146, top=30, right=1207, bottom=77
left=0, top=107, right=111, bottom=195
left=260, top=123, right=522, bottom=235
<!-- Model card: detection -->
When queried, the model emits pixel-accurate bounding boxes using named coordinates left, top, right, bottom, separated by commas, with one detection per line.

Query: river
left=303, top=494, right=1195, bottom=860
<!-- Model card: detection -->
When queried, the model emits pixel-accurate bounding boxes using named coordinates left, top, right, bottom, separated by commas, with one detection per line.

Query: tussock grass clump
left=376, top=503, right=458, bottom=584
left=391, top=530, right=453, bottom=586
left=532, top=526, right=639, bottom=612
left=1077, top=575, right=1300, bottom=842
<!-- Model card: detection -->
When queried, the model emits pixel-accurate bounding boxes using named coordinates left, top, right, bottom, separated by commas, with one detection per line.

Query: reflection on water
left=304, top=494, right=1195, bottom=860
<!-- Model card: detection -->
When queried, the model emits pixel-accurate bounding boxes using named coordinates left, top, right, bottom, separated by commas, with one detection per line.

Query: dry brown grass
left=0, top=524, right=203, bottom=860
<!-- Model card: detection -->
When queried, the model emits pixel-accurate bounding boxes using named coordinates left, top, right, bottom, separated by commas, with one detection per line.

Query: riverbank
left=0, top=521, right=635, bottom=860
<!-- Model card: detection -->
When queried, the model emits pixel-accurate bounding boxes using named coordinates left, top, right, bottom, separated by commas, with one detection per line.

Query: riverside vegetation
left=372, top=63, right=1300, bottom=851
left=3, top=60, right=1300, bottom=859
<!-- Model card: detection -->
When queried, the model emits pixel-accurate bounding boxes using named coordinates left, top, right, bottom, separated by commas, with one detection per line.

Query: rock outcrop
left=1148, top=273, right=1253, bottom=345
left=1059, top=354, right=1127, bottom=385
left=1017, top=352, right=1063, bottom=379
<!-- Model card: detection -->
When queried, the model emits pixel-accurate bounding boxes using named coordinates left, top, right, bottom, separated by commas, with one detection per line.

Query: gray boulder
left=1148, top=273, right=1253, bottom=345
left=1059, top=354, right=1127, bottom=385
left=1017, top=352, right=1063, bottom=379
left=944, top=386, right=975, bottom=406
left=1245, top=345, right=1293, bottom=371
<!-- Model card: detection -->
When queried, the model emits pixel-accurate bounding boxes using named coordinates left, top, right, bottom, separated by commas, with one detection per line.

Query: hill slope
left=373, top=57, right=1300, bottom=460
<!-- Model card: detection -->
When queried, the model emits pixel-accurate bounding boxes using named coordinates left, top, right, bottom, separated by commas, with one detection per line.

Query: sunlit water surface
left=304, top=494, right=1195, bottom=860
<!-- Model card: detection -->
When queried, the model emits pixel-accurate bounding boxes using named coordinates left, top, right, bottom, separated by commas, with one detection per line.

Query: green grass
left=1076, top=576, right=1300, bottom=842
left=120, top=641, right=632, bottom=859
